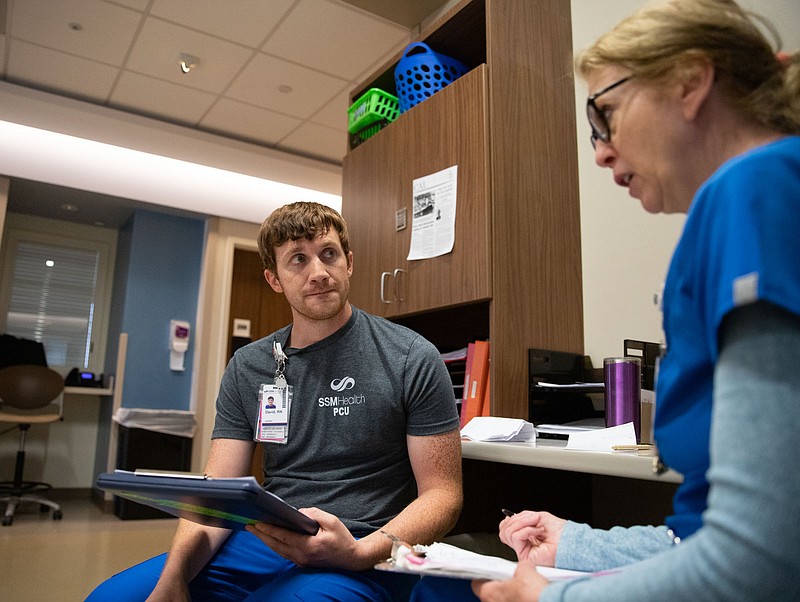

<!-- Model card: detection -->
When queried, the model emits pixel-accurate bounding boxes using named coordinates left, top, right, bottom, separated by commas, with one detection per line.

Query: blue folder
left=96, top=470, right=319, bottom=534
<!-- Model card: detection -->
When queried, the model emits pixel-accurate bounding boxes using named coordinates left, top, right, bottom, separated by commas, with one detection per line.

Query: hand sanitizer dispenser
left=169, top=320, right=191, bottom=371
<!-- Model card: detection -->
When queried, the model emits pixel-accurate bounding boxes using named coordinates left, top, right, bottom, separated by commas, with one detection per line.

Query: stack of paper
left=564, top=422, right=637, bottom=452
left=460, top=417, right=536, bottom=443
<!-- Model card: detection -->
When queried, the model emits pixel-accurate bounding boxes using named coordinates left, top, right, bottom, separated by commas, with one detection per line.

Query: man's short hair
left=257, top=202, right=351, bottom=273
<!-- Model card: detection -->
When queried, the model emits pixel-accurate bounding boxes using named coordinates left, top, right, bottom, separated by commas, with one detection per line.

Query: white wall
left=571, top=0, right=800, bottom=366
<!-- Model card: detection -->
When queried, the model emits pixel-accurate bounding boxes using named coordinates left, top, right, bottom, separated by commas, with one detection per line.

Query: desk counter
left=64, top=386, right=114, bottom=396
left=461, top=439, right=682, bottom=484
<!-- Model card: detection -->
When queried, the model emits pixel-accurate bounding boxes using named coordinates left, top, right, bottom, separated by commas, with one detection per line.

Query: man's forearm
left=156, top=520, right=232, bottom=586
left=354, top=485, right=463, bottom=570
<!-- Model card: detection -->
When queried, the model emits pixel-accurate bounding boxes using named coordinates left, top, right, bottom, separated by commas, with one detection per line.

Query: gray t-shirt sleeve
left=542, top=302, right=800, bottom=601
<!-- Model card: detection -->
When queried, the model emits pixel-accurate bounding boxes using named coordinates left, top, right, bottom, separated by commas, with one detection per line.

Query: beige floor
left=0, top=490, right=176, bottom=601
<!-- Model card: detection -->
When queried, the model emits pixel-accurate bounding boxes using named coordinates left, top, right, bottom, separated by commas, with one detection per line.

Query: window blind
left=6, top=241, right=100, bottom=369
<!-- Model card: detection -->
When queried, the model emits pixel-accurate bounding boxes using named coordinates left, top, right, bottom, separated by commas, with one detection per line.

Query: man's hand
left=498, top=511, right=566, bottom=566
left=472, top=560, right=548, bottom=602
left=247, top=507, right=369, bottom=570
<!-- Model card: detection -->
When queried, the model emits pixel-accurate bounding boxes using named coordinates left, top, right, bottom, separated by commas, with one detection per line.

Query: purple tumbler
left=604, top=357, right=642, bottom=442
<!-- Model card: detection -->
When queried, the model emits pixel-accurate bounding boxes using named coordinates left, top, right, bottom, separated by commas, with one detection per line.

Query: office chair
left=0, top=364, right=65, bottom=526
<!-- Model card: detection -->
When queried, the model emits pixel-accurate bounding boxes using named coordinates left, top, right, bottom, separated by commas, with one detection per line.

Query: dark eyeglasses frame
left=587, top=76, right=632, bottom=149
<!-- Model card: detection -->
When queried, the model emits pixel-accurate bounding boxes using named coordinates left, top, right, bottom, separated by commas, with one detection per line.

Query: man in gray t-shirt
left=87, top=202, right=463, bottom=602
left=214, top=305, right=460, bottom=537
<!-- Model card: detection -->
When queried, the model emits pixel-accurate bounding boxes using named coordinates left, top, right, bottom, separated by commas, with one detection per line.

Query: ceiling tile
left=201, top=98, right=302, bottom=146
left=226, top=53, right=348, bottom=119
left=279, top=121, right=347, bottom=164
left=126, top=18, right=255, bottom=94
left=150, top=0, right=295, bottom=49
left=339, top=0, right=450, bottom=29
left=110, top=71, right=217, bottom=127
left=10, top=0, right=141, bottom=65
left=110, top=0, right=155, bottom=12
left=0, top=34, right=6, bottom=72
left=311, top=89, right=350, bottom=132
left=263, top=0, right=410, bottom=81
left=7, top=40, right=118, bottom=102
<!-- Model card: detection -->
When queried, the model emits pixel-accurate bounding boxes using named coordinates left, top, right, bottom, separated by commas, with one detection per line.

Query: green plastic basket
left=350, top=119, right=389, bottom=148
left=347, top=88, right=399, bottom=134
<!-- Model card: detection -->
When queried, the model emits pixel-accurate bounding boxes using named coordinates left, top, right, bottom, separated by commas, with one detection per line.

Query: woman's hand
left=472, top=560, right=548, bottom=602
left=499, top=511, right=566, bottom=566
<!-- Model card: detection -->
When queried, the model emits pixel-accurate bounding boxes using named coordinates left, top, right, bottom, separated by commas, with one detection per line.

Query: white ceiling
left=0, top=0, right=450, bottom=225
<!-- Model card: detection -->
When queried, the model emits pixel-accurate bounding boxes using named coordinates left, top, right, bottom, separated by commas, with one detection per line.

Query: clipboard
left=96, top=470, right=319, bottom=534
left=375, top=541, right=589, bottom=582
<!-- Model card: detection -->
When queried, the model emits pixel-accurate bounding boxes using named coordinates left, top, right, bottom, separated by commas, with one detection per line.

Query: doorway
left=227, top=248, right=292, bottom=360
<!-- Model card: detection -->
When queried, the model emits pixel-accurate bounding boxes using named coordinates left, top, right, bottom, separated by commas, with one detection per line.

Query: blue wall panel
left=114, top=209, right=206, bottom=411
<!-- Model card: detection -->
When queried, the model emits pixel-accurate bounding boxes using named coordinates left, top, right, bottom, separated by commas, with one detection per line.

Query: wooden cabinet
left=341, top=0, right=584, bottom=420
left=343, top=65, right=491, bottom=318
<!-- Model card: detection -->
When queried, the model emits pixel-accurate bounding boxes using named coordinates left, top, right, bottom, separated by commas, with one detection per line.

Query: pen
left=611, top=444, right=654, bottom=451
left=501, top=508, right=516, bottom=517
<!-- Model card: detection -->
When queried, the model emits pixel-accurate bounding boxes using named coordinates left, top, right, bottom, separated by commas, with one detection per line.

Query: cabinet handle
left=380, top=271, right=393, bottom=304
left=393, top=268, right=406, bottom=302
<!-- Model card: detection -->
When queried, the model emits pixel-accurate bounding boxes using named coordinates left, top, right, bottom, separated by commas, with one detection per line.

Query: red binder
left=460, top=340, right=490, bottom=427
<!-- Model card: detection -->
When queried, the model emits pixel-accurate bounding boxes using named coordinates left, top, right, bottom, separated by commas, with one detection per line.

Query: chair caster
left=53, top=510, right=63, bottom=520
left=2, top=515, right=12, bottom=526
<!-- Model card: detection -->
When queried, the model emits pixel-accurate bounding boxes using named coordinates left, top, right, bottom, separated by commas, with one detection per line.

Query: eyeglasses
left=587, top=76, right=632, bottom=149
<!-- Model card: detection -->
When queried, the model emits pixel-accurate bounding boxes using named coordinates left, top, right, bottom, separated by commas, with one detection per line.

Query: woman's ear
left=264, top=269, right=283, bottom=293
left=678, top=56, right=715, bottom=122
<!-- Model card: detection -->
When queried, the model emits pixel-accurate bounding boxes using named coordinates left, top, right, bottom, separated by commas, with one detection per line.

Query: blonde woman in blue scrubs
left=412, top=0, right=800, bottom=600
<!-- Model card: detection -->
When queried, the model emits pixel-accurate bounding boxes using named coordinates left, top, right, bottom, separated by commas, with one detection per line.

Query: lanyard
left=273, top=341, right=288, bottom=389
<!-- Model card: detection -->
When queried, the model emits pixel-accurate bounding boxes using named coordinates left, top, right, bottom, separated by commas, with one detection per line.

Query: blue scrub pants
left=85, top=530, right=419, bottom=601
left=409, top=576, right=477, bottom=601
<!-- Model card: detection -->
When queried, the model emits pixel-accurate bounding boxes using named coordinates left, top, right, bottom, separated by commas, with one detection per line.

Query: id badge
left=255, top=384, right=293, bottom=444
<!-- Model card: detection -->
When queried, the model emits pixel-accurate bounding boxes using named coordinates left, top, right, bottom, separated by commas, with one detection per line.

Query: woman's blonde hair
left=575, top=0, right=800, bottom=134
left=257, top=202, right=351, bottom=273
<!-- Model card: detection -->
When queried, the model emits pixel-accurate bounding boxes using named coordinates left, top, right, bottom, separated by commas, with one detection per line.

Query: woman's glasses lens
left=587, top=104, right=608, bottom=149
left=585, top=75, right=631, bottom=149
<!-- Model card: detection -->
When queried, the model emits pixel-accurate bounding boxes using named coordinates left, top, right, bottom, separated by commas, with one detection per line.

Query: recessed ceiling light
left=68, top=22, right=83, bottom=32
left=179, top=53, right=199, bottom=74
left=60, top=203, right=79, bottom=212
left=45, top=260, right=55, bottom=267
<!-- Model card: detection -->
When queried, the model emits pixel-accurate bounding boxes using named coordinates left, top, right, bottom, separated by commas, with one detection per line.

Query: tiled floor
left=0, top=490, right=176, bottom=601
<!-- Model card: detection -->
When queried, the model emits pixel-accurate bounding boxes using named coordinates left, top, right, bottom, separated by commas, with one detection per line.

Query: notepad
left=96, top=470, right=319, bottom=534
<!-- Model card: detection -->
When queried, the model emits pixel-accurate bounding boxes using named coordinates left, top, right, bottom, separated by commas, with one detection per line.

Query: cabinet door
left=342, top=117, right=406, bottom=316
left=343, top=65, right=491, bottom=317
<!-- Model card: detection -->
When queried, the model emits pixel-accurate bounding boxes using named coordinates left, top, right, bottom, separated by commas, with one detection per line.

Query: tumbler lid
left=603, top=356, right=641, bottom=366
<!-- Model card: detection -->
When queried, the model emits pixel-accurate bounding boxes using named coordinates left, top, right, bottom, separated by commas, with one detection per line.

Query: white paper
left=407, top=165, right=457, bottom=260
left=461, top=417, right=536, bottom=443
left=565, top=422, right=637, bottom=452
left=536, top=423, right=603, bottom=437
left=535, top=382, right=604, bottom=389
left=383, top=542, right=588, bottom=582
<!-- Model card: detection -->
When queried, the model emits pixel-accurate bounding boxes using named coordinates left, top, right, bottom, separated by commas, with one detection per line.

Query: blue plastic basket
left=394, top=42, right=468, bottom=113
